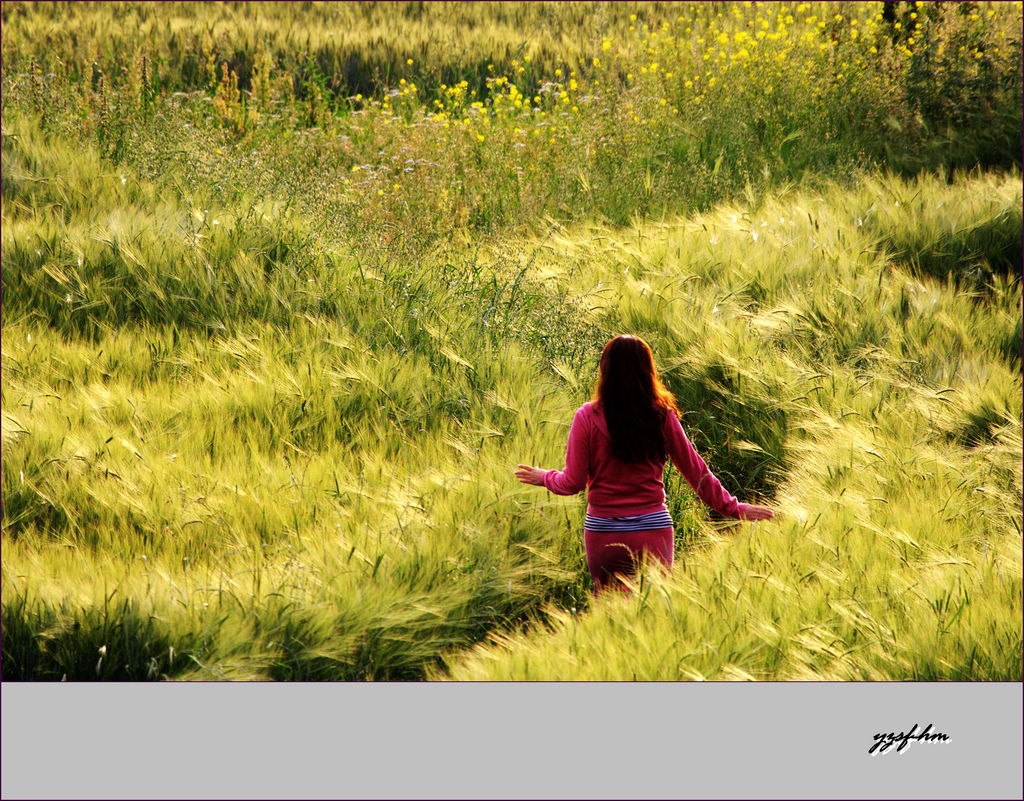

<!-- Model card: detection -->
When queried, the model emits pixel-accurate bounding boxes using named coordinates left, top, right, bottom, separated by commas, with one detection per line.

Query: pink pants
left=584, top=527, right=674, bottom=593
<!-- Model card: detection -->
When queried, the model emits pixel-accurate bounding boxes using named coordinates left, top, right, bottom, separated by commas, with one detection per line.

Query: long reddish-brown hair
left=594, top=335, right=680, bottom=463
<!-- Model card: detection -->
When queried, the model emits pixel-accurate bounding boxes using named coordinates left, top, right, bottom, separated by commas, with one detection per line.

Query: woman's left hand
left=515, top=464, right=547, bottom=486
left=738, top=503, right=775, bottom=521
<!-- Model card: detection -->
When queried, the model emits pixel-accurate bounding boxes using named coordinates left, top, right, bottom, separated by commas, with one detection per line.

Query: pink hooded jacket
left=543, top=402, right=745, bottom=519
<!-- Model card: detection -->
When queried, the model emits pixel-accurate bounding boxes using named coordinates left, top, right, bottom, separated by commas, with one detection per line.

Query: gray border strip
left=2, top=682, right=1021, bottom=800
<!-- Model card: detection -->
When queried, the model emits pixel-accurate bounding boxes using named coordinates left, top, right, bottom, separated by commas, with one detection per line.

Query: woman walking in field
left=515, top=335, right=773, bottom=593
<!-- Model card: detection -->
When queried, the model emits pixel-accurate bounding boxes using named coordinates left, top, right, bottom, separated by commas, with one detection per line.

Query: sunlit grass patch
left=436, top=171, right=1022, bottom=681
left=2, top=3, right=1020, bottom=680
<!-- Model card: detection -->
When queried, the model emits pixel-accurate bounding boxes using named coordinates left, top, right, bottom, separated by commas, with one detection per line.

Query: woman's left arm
left=515, top=407, right=589, bottom=494
left=665, top=413, right=772, bottom=520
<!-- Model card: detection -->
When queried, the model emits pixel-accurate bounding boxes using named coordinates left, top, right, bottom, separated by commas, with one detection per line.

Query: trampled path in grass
left=3, top=114, right=1020, bottom=679
left=439, top=173, right=1023, bottom=680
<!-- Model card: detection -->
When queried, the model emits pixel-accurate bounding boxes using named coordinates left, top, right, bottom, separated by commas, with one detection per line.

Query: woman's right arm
left=540, top=406, right=590, bottom=495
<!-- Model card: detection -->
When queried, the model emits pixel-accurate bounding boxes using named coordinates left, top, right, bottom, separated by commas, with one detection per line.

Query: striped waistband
left=584, top=509, right=673, bottom=532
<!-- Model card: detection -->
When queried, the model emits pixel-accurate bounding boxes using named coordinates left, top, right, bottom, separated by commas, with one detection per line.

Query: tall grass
left=2, top=1, right=1020, bottom=681
left=0, top=2, right=668, bottom=101
left=2, top=112, right=613, bottom=678
left=4, top=115, right=1019, bottom=678
left=3, top=2, right=1020, bottom=244
left=439, top=173, right=1023, bottom=681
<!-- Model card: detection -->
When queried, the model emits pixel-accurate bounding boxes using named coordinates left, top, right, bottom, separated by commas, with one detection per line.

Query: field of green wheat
left=2, top=1, right=1021, bottom=681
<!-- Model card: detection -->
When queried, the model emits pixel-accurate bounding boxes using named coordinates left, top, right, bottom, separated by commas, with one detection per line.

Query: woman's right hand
left=738, top=503, right=774, bottom=521
left=514, top=464, right=548, bottom=486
